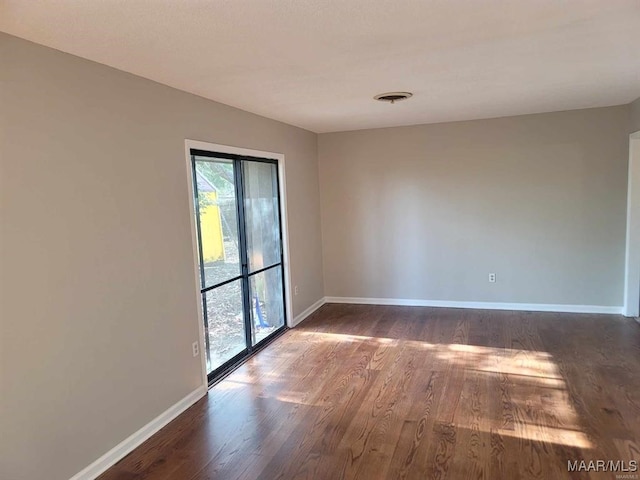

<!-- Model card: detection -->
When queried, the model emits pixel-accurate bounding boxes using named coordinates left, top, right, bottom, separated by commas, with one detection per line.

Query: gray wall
left=318, top=106, right=630, bottom=307
left=0, top=33, right=324, bottom=480
left=631, top=97, right=640, bottom=133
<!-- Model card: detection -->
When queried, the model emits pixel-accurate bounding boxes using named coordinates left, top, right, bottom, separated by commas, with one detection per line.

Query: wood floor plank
left=99, top=305, right=640, bottom=480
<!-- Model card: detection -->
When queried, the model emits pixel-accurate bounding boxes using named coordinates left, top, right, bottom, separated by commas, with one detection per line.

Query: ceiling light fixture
left=374, top=92, right=413, bottom=104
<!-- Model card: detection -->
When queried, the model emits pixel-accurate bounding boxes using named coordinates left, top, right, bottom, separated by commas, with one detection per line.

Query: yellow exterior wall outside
left=200, top=191, right=225, bottom=262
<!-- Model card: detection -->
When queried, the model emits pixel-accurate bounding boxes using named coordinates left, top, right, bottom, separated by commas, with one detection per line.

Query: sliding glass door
left=191, top=149, right=286, bottom=382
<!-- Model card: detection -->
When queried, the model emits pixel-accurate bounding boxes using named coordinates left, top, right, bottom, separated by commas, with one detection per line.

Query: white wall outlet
left=192, top=341, right=199, bottom=357
left=489, top=273, right=496, bottom=283
left=294, top=285, right=299, bottom=296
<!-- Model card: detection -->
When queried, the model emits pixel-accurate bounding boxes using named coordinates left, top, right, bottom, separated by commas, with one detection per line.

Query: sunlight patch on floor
left=490, top=424, right=593, bottom=449
left=213, top=380, right=247, bottom=392
left=286, top=329, right=592, bottom=448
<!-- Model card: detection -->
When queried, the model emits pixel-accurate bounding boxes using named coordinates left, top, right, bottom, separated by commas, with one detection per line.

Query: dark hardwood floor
left=99, top=304, right=640, bottom=479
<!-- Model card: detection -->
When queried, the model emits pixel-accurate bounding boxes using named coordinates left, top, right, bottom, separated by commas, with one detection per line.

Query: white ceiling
left=1, top=1, right=639, bottom=133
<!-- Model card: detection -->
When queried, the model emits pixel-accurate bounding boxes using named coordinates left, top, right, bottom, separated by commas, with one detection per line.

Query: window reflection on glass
left=243, top=161, right=281, bottom=273
left=249, top=267, right=285, bottom=345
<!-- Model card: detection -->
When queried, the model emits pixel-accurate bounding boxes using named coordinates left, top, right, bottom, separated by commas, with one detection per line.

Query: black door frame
left=190, top=148, right=287, bottom=384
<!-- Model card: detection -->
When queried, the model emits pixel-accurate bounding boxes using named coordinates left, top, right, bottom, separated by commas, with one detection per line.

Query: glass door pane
left=194, top=158, right=241, bottom=288
left=249, top=266, right=285, bottom=345
left=193, top=156, right=246, bottom=373
left=203, top=280, right=246, bottom=369
left=242, top=161, right=282, bottom=272
left=242, top=161, right=285, bottom=345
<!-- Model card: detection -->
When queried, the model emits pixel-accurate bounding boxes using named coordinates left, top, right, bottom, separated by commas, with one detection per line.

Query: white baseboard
left=70, top=384, right=207, bottom=480
left=290, top=297, right=326, bottom=327
left=324, top=296, right=623, bottom=315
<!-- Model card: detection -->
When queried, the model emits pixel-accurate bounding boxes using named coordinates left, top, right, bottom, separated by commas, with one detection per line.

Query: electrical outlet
left=192, top=341, right=199, bottom=357
left=294, top=285, right=299, bottom=296
left=489, top=273, right=496, bottom=283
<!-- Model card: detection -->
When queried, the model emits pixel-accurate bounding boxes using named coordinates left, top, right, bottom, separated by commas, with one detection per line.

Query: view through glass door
left=191, top=149, right=286, bottom=382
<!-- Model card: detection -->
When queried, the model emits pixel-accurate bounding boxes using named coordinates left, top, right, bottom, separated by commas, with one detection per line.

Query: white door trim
left=623, top=131, right=640, bottom=318
left=183, top=140, right=293, bottom=385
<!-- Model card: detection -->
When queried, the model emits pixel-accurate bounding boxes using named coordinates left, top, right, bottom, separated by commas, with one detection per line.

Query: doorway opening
left=624, top=131, right=640, bottom=318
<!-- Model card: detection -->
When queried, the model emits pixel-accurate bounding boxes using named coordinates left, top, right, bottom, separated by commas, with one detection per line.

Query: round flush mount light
left=374, top=92, right=413, bottom=104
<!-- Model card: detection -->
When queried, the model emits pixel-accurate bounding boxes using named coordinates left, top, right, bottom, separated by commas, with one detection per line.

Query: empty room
left=2, top=1, right=640, bottom=479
